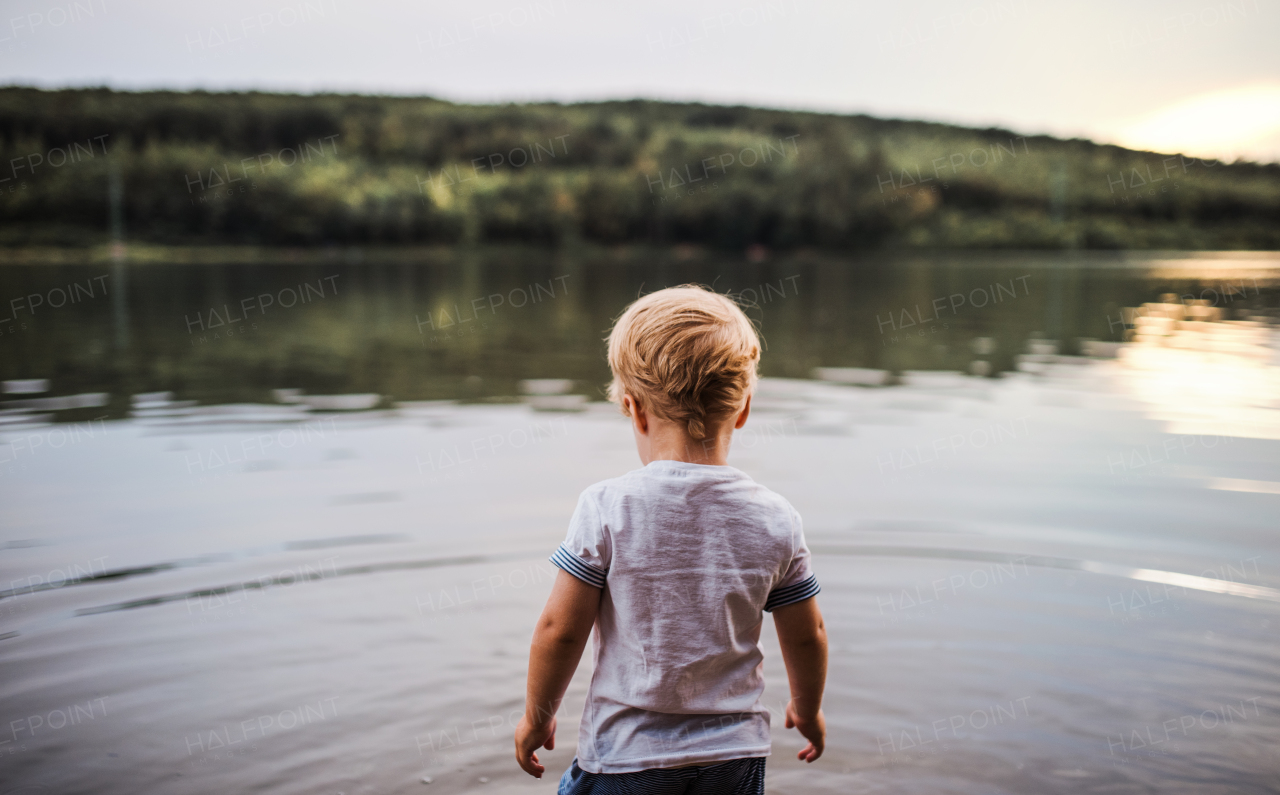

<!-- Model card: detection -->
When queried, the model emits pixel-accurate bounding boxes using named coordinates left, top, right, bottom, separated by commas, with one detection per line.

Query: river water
left=1, top=250, right=1278, bottom=794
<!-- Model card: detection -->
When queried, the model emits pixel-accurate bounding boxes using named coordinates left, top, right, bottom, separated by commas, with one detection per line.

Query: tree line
left=1, top=87, right=1277, bottom=250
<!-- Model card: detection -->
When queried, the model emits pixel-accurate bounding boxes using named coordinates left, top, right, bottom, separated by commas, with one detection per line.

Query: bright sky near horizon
left=2, top=0, right=1277, bottom=162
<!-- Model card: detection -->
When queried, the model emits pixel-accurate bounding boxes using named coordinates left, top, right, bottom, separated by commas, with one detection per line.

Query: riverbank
left=4, top=88, right=1280, bottom=253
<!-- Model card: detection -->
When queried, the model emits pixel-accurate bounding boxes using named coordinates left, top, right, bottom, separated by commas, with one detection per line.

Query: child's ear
left=734, top=394, right=752, bottom=429
left=623, top=394, right=649, bottom=434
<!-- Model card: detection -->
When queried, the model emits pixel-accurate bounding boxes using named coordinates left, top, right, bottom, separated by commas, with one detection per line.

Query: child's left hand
left=514, top=715, right=557, bottom=778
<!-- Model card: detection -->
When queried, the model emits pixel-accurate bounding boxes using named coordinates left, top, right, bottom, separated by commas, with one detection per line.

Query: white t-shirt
left=549, top=459, right=820, bottom=774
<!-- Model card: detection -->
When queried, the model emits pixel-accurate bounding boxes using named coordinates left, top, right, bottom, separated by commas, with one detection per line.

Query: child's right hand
left=785, top=702, right=825, bottom=762
left=514, top=715, right=557, bottom=778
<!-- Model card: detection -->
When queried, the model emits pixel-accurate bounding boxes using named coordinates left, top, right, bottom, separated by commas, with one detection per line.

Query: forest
left=1, top=86, right=1278, bottom=251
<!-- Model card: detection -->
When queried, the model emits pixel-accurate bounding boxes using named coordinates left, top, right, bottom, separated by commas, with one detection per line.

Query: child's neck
left=637, top=418, right=733, bottom=467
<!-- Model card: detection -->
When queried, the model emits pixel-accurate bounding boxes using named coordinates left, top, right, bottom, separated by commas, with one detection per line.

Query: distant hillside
left=1, top=87, right=1277, bottom=250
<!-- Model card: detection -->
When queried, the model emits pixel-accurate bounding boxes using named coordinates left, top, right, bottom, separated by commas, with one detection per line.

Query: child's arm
left=773, top=596, right=828, bottom=762
left=514, top=569, right=602, bottom=778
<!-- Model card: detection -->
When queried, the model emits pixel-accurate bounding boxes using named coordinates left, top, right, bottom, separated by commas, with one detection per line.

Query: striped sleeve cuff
left=764, top=574, right=820, bottom=612
left=550, top=544, right=607, bottom=589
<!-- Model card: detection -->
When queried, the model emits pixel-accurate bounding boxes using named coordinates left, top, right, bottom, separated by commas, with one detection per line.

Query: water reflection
left=1111, top=294, right=1280, bottom=442
left=0, top=250, right=1275, bottom=418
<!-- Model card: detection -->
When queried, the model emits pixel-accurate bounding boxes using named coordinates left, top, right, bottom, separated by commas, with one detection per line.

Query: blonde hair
left=606, top=285, right=760, bottom=440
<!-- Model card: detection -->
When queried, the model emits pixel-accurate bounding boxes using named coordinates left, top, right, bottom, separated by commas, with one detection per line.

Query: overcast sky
left=2, top=0, right=1277, bottom=161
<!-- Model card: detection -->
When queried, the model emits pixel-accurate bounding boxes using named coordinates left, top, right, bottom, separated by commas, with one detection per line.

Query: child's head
left=607, top=285, right=760, bottom=441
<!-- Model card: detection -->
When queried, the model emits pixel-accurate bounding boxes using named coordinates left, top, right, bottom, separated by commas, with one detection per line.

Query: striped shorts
left=557, top=757, right=766, bottom=795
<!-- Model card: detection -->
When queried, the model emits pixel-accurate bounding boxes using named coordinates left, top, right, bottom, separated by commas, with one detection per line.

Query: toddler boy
left=515, top=285, right=827, bottom=794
